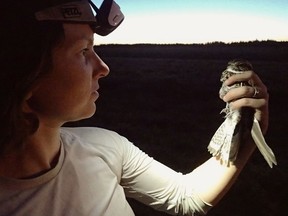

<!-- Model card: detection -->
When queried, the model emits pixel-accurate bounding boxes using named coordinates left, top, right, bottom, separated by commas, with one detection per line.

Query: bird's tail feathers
left=251, top=118, right=277, bottom=168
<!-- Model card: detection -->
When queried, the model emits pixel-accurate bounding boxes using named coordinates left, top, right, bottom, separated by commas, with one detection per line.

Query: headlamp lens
left=89, top=0, right=124, bottom=36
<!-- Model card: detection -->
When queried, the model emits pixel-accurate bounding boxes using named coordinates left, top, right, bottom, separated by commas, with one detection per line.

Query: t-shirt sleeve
left=63, top=127, right=211, bottom=215
left=118, top=134, right=212, bottom=215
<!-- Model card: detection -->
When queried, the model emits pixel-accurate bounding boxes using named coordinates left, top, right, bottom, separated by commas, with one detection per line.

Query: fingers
left=222, top=70, right=268, bottom=102
left=224, top=71, right=267, bottom=93
left=222, top=85, right=267, bottom=102
left=227, top=97, right=267, bottom=110
left=221, top=70, right=269, bottom=133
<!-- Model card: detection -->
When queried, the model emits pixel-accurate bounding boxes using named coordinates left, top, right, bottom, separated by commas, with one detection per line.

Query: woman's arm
left=190, top=70, right=269, bottom=206
left=187, top=141, right=255, bottom=206
left=121, top=70, right=269, bottom=215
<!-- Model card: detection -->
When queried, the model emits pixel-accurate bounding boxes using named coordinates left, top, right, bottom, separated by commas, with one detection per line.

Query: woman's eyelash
left=82, top=48, right=89, bottom=55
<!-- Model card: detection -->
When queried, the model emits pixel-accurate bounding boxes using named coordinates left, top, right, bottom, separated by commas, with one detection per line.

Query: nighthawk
left=207, top=59, right=277, bottom=168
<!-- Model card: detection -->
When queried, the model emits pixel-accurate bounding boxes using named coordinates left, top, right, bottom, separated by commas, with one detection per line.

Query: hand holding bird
left=207, top=59, right=277, bottom=168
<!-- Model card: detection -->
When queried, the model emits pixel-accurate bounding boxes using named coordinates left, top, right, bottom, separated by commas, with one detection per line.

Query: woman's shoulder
left=60, top=126, right=132, bottom=159
left=60, top=127, right=131, bottom=178
left=61, top=127, right=122, bottom=142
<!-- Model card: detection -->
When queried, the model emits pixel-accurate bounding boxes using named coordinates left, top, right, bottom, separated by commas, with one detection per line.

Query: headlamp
left=35, top=0, right=124, bottom=36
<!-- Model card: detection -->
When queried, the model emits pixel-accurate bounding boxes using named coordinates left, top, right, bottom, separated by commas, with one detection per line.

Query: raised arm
left=189, top=70, right=269, bottom=206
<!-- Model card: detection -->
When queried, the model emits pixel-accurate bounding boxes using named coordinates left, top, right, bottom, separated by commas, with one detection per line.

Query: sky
left=92, top=0, right=288, bottom=44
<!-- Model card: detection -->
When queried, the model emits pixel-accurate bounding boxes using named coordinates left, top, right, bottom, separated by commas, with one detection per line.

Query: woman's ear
left=22, top=91, right=34, bottom=113
left=21, top=91, right=40, bottom=135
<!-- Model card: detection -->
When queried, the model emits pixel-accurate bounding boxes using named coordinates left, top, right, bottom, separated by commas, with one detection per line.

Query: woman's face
left=28, top=23, right=109, bottom=126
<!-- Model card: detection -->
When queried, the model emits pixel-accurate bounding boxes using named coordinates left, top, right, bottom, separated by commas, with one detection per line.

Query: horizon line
left=96, top=39, right=288, bottom=46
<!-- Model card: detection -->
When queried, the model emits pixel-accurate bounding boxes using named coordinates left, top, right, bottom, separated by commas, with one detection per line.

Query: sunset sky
left=93, top=0, right=288, bottom=44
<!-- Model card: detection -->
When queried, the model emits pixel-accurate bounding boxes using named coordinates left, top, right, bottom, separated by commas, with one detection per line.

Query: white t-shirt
left=0, top=127, right=211, bottom=216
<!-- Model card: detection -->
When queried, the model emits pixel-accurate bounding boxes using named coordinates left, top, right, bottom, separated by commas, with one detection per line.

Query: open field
left=67, top=42, right=288, bottom=216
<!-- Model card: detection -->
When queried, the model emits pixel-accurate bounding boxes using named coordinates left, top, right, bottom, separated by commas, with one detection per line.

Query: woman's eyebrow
left=74, top=36, right=94, bottom=46
left=86, top=37, right=94, bottom=46
left=74, top=35, right=94, bottom=45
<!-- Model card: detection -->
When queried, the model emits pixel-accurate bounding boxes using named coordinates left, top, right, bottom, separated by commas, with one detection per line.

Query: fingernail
left=223, top=95, right=228, bottom=102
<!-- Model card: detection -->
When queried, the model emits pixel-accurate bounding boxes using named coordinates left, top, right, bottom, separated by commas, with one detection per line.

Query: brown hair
left=0, top=1, right=67, bottom=155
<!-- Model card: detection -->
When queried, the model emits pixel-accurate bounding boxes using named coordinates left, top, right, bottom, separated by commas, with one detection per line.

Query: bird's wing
left=251, top=118, right=277, bottom=168
left=208, top=116, right=239, bottom=165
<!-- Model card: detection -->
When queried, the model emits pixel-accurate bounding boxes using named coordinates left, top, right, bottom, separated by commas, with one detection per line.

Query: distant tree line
left=95, top=40, right=288, bottom=62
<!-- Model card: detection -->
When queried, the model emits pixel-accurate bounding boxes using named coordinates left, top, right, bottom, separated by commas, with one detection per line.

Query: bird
left=207, top=59, right=277, bottom=168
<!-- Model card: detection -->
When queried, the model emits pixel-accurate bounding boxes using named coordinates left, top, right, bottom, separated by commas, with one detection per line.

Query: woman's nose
left=92, top=53, right=110, bottom=78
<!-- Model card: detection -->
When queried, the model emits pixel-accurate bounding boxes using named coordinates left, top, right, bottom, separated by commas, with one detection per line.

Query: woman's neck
left=0, top=124, right=61, bottom=179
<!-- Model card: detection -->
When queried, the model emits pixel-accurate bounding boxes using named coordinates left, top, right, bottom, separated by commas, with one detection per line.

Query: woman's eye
left=82, top=48, right=89, bottom=56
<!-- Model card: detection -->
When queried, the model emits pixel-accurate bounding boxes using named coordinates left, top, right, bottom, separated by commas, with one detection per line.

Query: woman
left=0, top=0, right=270, bottom=215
